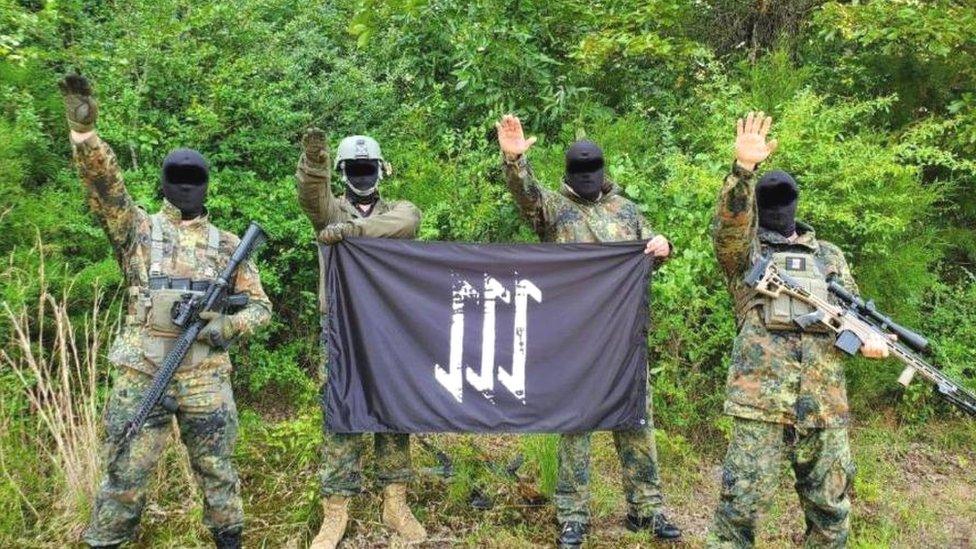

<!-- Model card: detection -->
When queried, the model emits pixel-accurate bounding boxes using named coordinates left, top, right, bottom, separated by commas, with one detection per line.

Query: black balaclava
left=161, top=148, right=209, bottom=220
left=756, top=170, right=799, bottom=238
left=564, top=140, right=605, bottom=201
left=342, top=159, right=381, bottom=209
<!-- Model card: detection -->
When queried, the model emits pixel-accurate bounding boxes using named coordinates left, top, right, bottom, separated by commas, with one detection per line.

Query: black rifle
left=116, top=222, right=267, bottom=453
left=746, top=254, right=976, bottom=417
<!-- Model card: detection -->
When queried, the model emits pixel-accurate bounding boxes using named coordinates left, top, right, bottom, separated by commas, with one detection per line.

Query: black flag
left=322, top=238, right=651, bottom=433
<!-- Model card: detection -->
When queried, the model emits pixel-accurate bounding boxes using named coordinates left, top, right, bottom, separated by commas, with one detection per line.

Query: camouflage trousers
left=555, top=393, right=662, bottom=524
left=706, top=417, right=856, bottom=549
left=319, top=431, right=413, bottom=497
left=318, top=335, right=412, bottom=497
left=84, top=366, right=242, bottom=547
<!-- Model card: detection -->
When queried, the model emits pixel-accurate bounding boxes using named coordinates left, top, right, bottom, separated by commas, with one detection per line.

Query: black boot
left=557, top=521, right=587, bottom=547
left=626, top=512, right=681, bottom=540
left=212, top=528, right=242, bottom=549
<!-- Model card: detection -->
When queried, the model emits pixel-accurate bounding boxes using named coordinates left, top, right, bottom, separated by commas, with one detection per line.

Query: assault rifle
left=745, top=255, right=976, bottom=417
left=117, top=222, right=267, bottom=454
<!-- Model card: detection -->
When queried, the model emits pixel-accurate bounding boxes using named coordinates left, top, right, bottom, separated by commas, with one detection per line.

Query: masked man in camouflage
left=60, top=75, right=272, bottom=549
left=295, top=128, right=425, bottom=548
left=706, top=112, right=891, bottom=548
left=496, top=114, right=681, bottom=548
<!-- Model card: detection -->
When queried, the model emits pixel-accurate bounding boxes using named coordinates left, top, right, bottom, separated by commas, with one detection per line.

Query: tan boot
left=382, top=483, right=427, bottom=543
left=310, top=496, right=349, bottom=549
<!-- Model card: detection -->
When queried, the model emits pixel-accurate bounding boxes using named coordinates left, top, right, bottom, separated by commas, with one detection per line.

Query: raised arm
left=496, top=115, right=549, bottom=237
left=60, top=75, right=146, bottom=266
left=712, top=112, right=778, bottom=279
left=296, top=127, right=348, bottom=233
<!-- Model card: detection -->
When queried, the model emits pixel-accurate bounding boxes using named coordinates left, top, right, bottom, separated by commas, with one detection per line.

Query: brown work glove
left=302, top=127, right=330, bottom=167
left=318, top=221, right=361, bottom=245
left=58, top=74, right=98, bottom=133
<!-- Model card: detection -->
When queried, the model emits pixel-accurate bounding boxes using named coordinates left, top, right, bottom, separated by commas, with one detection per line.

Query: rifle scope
left=827, top=280, right=929, bottom=353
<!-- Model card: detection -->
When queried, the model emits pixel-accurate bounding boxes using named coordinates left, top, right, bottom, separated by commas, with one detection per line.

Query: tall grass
left=0, top=240, right=116, bottom=537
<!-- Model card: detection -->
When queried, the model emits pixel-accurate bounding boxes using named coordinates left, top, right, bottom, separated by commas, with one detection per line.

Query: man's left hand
left=644, top=235, right=671, bottom=258
left=860, top=332, right=891, bottom=359
left=318, top=222, right=357, bottom=245
left=196, top=312, right=237, bottom=348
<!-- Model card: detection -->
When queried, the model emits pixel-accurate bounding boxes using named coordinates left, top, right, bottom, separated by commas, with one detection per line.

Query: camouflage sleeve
left=502, top=154, right=551, bottom=238
left=229, top=255, right=272, bottom=336
left=819, top=241, right=860, bottom=296
left=352, top=200, right=421, bottom=238
left=712, top=163, right=759, bottom=280
left=296, top=152, right=349, bottom=233
left=71, top=133, right=148, bottom=263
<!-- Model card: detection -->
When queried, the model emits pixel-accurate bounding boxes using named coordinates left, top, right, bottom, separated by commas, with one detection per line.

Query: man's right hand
left=58, top=74, right=98, bottom=134
left=302, top=127, right=329, bottom=165
left=734, top=111, right=777, bottom=172
left=496, top=114, right=537, bottom=160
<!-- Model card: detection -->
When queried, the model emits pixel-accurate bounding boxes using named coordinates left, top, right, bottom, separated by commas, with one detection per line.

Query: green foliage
left=3, top=0, right=973, bottom=427
left=2, top=0, right=976, bottom=544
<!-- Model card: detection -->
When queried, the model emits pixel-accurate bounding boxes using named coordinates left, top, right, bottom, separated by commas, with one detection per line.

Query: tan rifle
left=745, top=254, right=976, bottom=417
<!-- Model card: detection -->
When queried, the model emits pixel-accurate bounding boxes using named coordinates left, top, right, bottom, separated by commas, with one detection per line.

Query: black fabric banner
left=322, top=238, right=651, bottom=433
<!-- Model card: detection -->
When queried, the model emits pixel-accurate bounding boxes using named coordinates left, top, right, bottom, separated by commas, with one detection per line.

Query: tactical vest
left=126, top=213, right=221, bottom=371
left=738, top=246, right=832, bottom=333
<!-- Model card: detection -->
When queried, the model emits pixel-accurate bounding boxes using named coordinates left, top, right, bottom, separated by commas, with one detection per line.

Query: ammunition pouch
left=138, top=282, right=215, bottom=371
left=739, top=249, right=831, bottom=333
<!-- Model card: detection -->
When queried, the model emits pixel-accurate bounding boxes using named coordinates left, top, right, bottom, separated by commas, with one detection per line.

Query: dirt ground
left=314, top=420, right=976, bottom=548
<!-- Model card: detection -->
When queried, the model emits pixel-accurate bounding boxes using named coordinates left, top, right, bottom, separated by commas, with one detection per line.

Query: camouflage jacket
left=295, top=150, right=421, bottom=314
left=502, top=155, right=664, bottom=246
left=72, top=134, right=272, bottom=377
left=712, top=164, right=858, bottom=428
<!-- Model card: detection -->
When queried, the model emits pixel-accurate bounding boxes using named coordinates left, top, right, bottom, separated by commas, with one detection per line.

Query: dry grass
left=0, top=240, right=115, bottom=538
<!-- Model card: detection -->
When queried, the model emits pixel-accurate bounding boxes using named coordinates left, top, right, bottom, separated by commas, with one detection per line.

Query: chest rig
left=127, top=213, right=222, bottom=370
left=739, top=242, right=832, bottom=333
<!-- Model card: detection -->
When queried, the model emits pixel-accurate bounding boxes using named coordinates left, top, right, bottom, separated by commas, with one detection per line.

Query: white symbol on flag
left=433, top=274, right=542, bottom=404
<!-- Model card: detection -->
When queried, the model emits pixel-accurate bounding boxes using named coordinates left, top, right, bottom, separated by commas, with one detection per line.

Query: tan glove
left=302, top=127, right=330, bottom=166
left=58, top=74, right=98, bottom=133
left=196, top=311, right=238, bottom=348
left=318, top=221, right=361, bottom=245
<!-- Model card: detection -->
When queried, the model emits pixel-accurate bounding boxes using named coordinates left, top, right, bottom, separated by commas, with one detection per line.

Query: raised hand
left=496, top=114, right=537, bottom=159
left=302, top=127, right=329, bottom=165
left=58, top=74, right=98, bottom=133
left=734, top=111, right=778, bottom=171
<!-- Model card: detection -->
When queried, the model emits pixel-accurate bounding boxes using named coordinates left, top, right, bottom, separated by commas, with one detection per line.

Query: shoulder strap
left=149, top=213, right=165, bottom=276
left=206, top=224, right=221, bottom=262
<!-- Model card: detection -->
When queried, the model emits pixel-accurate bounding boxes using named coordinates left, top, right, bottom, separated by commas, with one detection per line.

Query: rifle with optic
left=116, top=222, right=267, bottom=456
left=745, top=254, right=976, bottom=417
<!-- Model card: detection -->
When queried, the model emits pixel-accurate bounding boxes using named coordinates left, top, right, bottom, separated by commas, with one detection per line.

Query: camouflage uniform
left=296, top=148, right=421, bottom=497
left=707, top=163, right=858, bottom=548
left=503, top=154, right=668, bottom=525
left=73, top=135, right=272, bottom=546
